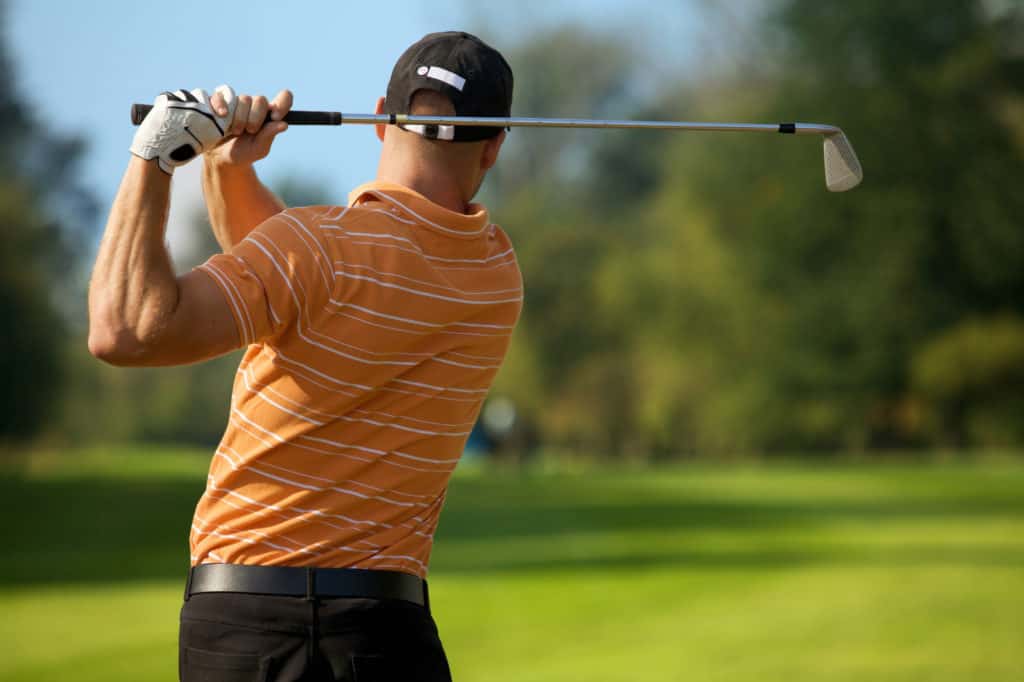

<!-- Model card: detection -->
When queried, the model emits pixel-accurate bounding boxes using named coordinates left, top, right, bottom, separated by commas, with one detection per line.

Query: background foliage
left=3, top=0, right=1022, bottom=457
left=486, top=0, right=1024, bottom=457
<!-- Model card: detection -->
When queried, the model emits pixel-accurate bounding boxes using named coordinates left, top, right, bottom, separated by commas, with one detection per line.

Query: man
left=88, top=32, right=519, bottom=681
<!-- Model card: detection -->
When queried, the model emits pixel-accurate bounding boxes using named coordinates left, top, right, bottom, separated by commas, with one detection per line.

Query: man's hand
left=202, top=89, right=293, bottom=252
left=130, top=86, right=236, bottom=174
left=205, top=89, right=293, bottom=166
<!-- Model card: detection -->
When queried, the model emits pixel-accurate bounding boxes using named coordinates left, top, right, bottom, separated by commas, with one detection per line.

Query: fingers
left=246, top=95, right=269, bottom=134
left=200, top=85, right=289, bottom=165
left=211, top=85, right=235, bottom=120
left=211, top=90, right=226, bottom=115
left=254, top=120, right=289, bottom=149
left=219, top=90, right=291, bottom=134
left=269, top=89, right=294, bottom=121
left=228, top=95, right=252, bottom=136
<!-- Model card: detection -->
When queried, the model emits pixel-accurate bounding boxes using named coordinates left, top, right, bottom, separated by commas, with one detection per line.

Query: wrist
left=203, top=155, right=259, bottom=204
left=129, top=154, right=173, bottom=182
left=204, top=150, right=244, bottom=169
left=204, top=150, right=261, bottom=175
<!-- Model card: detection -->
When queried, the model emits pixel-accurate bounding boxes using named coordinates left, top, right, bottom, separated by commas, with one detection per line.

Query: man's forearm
left=88, top=156, right=178, bottom=361
left=203, top=158, right=285, bottom=251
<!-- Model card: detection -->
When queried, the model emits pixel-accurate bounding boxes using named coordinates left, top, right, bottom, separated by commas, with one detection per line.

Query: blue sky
left=9, top=0, right=704, bottom=250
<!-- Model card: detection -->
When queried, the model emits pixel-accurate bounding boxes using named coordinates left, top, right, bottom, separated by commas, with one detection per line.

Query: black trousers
left=179, top=592, right=452, bottom=681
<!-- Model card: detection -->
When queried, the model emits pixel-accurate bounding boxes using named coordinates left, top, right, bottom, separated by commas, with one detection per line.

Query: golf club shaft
left=129, top=103, right=838, bottom=136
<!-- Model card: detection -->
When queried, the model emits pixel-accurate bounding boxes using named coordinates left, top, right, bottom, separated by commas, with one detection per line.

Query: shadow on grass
left=1, top=470, right=1022, bottom=587
left=0, top=474, right=201, bottom=586
left=430, top=545, right=1024, bottom=575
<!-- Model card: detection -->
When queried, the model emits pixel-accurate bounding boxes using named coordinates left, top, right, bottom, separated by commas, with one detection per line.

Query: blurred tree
left=479, top=26, right=650, bottom=456
left=607, top=0, right=1024, bottom=454
left=0, top=184, right=65, bottom=442
left=488, top=1, right=1024, bottom=457
left=273, top=175, right=334, bottom=210
left=912, top=316, right=1024, bottom=447
left=484, top=24, right=639, bottom=199
left=0, top=1, right=94, bottom=444
left=740, top=0, right=1024, bottom=450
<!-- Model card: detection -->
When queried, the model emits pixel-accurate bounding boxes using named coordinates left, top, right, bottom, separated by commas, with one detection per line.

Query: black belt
left=186, top=564, right=428, bottom=608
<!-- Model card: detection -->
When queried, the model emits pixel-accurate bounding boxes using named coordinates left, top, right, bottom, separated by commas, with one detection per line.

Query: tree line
left=3, top=0, right=1022, bottom=456
left=486, top=0, right=1024, bottom=456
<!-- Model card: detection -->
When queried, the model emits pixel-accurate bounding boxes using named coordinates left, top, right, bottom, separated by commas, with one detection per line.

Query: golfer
left=88, top=32, right=519, bottom=681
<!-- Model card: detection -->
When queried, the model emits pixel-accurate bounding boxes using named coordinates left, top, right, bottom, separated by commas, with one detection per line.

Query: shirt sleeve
left=195, top=210, right=332, bottom=346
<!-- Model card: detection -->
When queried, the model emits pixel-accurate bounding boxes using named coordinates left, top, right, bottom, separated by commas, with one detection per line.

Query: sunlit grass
left=1, top=582, right=182, bottom=682
left=1, top=449, right=1021, bottom=681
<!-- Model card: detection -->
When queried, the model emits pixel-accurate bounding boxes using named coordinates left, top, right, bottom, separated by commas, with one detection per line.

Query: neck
left=376, top=158, right=470, bottom=215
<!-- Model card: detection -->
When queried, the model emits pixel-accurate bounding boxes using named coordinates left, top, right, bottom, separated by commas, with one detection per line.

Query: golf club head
left=823, top=132, right=863, bottom=192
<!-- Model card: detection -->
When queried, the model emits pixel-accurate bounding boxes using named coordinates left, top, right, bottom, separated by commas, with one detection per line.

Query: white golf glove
left=130, top=85, right=236, bottom=174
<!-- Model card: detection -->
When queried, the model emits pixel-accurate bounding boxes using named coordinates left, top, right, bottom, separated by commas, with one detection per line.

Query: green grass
left=2, top=448, right=1023, bottom=681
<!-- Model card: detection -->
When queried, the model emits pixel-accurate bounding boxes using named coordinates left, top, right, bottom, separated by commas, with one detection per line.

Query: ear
left=480, top=130, right=506, bottom=171
left=375, top=97, right=387, bottom=141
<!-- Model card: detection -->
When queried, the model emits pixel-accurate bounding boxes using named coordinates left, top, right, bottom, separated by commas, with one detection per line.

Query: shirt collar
left=348, top=180, right=491, bottom=239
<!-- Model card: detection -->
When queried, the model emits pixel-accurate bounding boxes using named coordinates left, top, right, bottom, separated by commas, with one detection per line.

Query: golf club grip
left=130, top=104, right=341, bottom=126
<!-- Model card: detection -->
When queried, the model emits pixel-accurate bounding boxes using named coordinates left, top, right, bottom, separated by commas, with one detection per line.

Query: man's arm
left=203, top=159, right=285, bottom=251
left=88, top=157, right=240, bottom=366
left=203, top=90, right=293, bottom=251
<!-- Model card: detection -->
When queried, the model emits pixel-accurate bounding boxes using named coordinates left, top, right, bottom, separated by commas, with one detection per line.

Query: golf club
left=131, top=104, right=863, bottom=192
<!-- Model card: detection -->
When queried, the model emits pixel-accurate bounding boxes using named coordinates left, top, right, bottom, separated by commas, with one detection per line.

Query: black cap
left=385, top=31, right=514, bottom=142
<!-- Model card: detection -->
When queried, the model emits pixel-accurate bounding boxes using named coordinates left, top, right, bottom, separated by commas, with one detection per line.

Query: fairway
left=2, top=449, right=1023, bottom=681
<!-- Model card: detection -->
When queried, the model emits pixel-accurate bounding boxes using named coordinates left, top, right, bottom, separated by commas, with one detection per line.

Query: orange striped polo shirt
left=193, top=180, right=522, bottom=578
